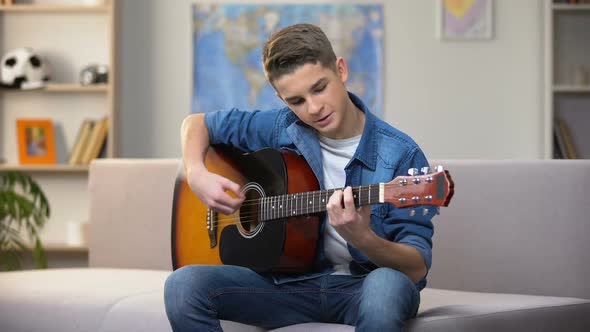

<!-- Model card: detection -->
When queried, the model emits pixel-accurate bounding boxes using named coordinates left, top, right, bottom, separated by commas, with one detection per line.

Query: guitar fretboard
left=258, top=184, right=383, bottom=222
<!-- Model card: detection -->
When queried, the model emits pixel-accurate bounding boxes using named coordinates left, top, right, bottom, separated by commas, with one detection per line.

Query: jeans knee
left=358, top=268, right=419, bottom=324
left=164, top=266, right=218, bottom=319
left=363, top=267, right=416, bottom=294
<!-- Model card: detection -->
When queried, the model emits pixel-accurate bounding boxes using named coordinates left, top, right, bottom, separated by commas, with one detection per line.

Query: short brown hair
left=262, top=23, right=337, bottom=84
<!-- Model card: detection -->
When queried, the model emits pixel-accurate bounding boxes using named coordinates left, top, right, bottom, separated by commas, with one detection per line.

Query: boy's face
left=273, top=58, right=361, bottom=139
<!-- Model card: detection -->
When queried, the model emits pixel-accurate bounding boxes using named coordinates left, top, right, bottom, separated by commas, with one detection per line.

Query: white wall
left=118, top=0, right=545, bottom=160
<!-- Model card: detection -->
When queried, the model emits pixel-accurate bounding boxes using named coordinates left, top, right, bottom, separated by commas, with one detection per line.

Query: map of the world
left=192, top=4, right=383, bottom=115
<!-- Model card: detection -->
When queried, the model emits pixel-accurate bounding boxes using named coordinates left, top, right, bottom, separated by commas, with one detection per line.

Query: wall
left=118, top=0, right=545, bottom=160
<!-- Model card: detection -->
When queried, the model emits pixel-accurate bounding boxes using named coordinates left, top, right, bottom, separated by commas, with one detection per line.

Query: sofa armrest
left=88, top=158, right=182, bottom=270
left=428, top=160, right=590, bottom=299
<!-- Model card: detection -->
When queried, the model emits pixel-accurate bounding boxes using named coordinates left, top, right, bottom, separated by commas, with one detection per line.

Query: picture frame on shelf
left=16, top=118, right=57, bottom=165
left=436, top=0, right=494, bottom=40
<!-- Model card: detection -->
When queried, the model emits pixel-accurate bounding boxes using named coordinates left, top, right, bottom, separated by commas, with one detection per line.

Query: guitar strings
left=194, top=185, right=375, bottom=227
left=231, top=185, right=376, bottom=208
left=195, top=182, right=438, bottom=227
left=211, top=180, right=430, bottom=209
left=204, top=184, right=377, bottom=214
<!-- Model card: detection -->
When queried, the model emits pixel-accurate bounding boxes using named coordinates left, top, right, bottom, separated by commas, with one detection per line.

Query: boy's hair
left=262, top=23, right=337, bottom=84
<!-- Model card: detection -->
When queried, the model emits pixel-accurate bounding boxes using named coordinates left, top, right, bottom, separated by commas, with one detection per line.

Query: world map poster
left=192, top=4, right=384, bottom=115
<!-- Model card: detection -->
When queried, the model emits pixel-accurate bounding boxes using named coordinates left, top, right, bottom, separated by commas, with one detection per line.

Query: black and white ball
left=1, top=47, right=50, bottom=90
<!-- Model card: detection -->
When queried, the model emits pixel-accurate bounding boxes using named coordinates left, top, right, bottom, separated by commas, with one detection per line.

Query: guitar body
left=171, top=146, right=321, bottom=273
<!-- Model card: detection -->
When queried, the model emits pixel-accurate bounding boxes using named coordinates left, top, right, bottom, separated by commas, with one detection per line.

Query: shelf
left=0, top=84, right=108, bottom=93
left=553, top=85, right=590, bottom=93
left=0, top=4, right=110, bottom=13
left=26, top=244, right=88, bottom=253
left=0, top=164, right=89, bottom=173
left=45, top=83, right=108, bottom=93
left=553, top=4, right=590, bottom=11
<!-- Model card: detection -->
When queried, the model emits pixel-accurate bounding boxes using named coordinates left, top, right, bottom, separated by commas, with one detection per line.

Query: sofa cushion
left=407, top=289, right=590, bottom=332
left=0, top=269, right=171, bottom=332
left=2, top=268, right=589, bottom=332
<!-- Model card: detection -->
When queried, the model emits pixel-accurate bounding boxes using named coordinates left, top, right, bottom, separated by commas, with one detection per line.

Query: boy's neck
left=340, top=100, right=365, bottom=139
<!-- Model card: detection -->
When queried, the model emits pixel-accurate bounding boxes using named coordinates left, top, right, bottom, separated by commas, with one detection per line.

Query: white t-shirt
left=318, top=134, right=362, bottom=275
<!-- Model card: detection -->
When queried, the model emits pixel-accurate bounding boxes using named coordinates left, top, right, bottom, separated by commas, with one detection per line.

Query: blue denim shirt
left=204, top=93, right=435, bottom=290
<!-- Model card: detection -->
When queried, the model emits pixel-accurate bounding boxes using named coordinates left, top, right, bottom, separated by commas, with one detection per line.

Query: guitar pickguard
left=218, top=148, right=288, bottom=272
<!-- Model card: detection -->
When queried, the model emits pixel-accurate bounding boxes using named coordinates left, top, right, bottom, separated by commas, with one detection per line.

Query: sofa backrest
left=88, top=158, right=590, bottom=299
left=89, top=159, right=179, bottom=271
left=428, top=159, right=590, bottom=299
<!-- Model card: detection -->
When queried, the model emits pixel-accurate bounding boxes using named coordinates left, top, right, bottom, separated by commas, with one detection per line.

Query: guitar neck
left=259, top=185, right=382, bottom=222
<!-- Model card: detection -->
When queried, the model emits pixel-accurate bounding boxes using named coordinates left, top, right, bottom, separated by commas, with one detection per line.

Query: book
left=554, top=117, right=578, bottom=159
left=68, top=119, right=94, bottom=165
left=80, top=117, right=109, bottom=164
left=553, top=127, right=564, bottom=159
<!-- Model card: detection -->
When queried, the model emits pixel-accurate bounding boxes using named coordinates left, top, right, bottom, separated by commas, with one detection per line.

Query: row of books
left=554, top=0, right=590, bottom=4
left=68, top=117, right=109, bottom=165
left=553, top=117, right=578, bottom=159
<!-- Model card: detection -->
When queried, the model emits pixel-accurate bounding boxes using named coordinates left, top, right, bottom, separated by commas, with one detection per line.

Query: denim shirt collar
left=348, top=92, right=378, bottom=171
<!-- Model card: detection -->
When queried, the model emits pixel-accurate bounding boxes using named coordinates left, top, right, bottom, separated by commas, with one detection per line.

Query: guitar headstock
left=384, top=166, right=454, bottom=209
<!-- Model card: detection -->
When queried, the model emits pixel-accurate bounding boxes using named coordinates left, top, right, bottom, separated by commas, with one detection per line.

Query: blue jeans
left=164, top=265, right=420, bottom=331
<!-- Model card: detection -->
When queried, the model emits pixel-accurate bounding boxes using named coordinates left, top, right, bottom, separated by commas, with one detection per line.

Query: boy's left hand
left=326, top=186, right=373, bottom=247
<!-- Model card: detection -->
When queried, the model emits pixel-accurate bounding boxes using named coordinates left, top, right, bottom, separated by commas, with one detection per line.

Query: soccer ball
left=0, top=47, right=50, bottom=90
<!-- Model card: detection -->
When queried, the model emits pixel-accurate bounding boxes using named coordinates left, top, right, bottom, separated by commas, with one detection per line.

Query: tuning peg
left=423, top=208, right=429, bottom=216
left=435, top=165, right=444, bottom=172
left=421, top=166, right=430, bottom=175
left=408, top=168, right=419, bottom=176
left=409, top=209, right=416, bottom=217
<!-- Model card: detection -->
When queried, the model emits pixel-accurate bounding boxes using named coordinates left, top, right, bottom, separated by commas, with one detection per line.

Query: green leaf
left=32, top=238, right=47, bottom=269
left=0, top=171, right=49, bottom=270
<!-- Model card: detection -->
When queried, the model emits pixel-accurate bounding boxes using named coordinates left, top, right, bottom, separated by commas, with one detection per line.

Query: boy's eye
left=314, top=84, right=326, bottom=93
left=291, top=99, right=304, bottom=105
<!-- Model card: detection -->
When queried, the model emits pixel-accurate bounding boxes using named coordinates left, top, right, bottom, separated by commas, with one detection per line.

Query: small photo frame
left=16, top=119, right=57, bottom=165
left=436, top=0, right=493, bottom=40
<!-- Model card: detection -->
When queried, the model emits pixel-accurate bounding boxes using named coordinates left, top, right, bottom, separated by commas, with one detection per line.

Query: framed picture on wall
left=16, top=119, right=57, bottom=165
left=436, top=0, right=493, bottom=40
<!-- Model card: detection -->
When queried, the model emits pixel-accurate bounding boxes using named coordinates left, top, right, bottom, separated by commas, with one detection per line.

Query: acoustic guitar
left=171, top=145, right=454, bottom=273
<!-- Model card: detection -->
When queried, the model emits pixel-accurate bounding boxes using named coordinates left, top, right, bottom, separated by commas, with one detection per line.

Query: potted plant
left=0, top=171, right=49, bottom=270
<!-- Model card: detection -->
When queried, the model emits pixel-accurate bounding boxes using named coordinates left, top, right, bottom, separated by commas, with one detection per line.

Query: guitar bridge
left=207, top=209, right=218, bottom=248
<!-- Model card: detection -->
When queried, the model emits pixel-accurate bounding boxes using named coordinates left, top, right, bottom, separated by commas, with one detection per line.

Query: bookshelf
left=0, top=0, right=117, bottom=254
left=545, top=0, right=590, bottom=159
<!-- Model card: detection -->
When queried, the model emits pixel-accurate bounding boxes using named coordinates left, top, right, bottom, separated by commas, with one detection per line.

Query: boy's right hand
left=187, top=169, right=245, bottom=215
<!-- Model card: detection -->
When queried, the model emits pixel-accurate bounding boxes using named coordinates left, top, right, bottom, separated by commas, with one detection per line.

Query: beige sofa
left=1, top=159, right=589, bottom=331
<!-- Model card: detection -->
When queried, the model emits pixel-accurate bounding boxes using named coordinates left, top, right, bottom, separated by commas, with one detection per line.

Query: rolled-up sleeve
left=204, top=108, right=283, bottom=152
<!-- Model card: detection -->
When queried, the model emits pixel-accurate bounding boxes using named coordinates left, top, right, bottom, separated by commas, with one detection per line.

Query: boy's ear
left=336, top=57, right=349, bottom=83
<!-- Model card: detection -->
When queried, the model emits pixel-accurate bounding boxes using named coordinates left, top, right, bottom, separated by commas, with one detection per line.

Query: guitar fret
left=285, top=194, right=289, bottom=218
left=261, top=197, right=265, bottom=222
left=271, top=196, right=275, bottom=221
left=300, top=193, right=304, bottom=215
left=358, top=186, right=362, bottom=207
left=270, top=196, right=274, bottom=220
left=262, top=183, right=388, bottom=221
left=316, top=190, right=321, bottom=214
left=279, top=194, right=283, bottom=219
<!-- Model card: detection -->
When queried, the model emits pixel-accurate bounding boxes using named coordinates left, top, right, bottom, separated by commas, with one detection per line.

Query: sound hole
left=236, top=183, right=264, bottom=237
